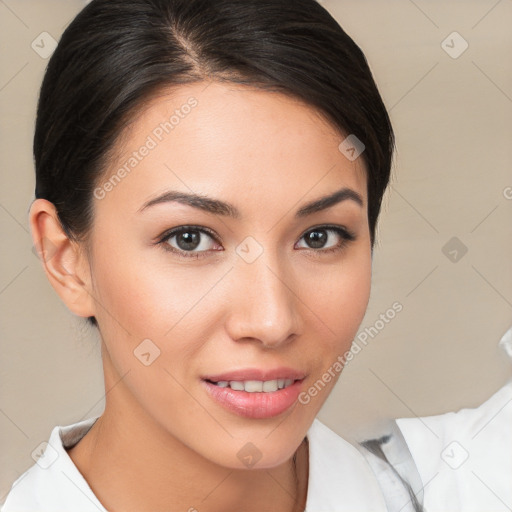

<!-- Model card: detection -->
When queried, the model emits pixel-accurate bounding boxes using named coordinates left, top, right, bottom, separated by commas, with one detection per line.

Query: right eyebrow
left=138, top=190, right=240, bottom=218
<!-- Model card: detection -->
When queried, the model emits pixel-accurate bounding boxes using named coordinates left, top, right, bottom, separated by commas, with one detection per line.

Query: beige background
left=1, top=0, right=511, bottom=500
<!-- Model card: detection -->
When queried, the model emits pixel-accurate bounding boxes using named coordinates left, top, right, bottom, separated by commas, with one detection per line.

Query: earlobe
left=29, top=199, right=95, bottom=318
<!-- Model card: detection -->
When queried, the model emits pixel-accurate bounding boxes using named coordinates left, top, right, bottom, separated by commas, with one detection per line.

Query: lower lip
left=202, top=379, right=304, bottom=419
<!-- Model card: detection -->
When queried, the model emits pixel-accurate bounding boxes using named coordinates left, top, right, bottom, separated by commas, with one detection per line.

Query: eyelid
left=298, top=223, right=356, bottom=242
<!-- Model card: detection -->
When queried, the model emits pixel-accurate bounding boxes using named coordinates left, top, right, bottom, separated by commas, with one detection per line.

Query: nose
left=224, top=248, right=303, bottom=349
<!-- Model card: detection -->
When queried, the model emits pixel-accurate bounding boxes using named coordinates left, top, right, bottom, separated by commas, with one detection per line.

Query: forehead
left=97, top=81, right=367, bottom=215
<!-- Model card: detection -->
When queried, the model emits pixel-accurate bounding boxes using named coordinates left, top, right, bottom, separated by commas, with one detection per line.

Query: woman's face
left=85, top=81, right=372, bottom=468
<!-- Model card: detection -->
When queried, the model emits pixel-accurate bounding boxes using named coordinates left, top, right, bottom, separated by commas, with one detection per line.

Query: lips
left=200, top=367, right=307, bottom=419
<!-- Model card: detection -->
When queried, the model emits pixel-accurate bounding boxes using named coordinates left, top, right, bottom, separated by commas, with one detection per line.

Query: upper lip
left=202, top=367, right=306, bottom=383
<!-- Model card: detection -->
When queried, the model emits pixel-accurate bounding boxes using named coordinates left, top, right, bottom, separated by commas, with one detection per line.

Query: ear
left=29, top=198, right=96, bottom=319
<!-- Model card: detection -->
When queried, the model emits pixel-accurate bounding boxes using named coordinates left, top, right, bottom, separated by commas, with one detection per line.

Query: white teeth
left=262, top=380, right=278, bottom=392
left=211, top=379, right=296, bottom=392
left=244, top=380, right=263, bottom=392
left=230, top=381, right=245, bottom=391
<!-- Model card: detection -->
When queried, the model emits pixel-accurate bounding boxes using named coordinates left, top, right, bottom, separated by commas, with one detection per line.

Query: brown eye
left=159, top=226, right=220, bottom=259
left=296, top=225, right=356, bottom=253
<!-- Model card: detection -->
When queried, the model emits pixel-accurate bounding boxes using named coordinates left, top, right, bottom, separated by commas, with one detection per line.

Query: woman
left=1, top=0, right=416, bottom=510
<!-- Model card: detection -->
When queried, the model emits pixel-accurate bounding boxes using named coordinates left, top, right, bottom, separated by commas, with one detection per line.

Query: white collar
left=1, top=416, right=106, bottom=511
left=305, top=418, right=387, bottom=511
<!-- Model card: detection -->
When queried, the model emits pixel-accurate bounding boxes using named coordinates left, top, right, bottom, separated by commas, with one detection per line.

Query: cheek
left=295, top=246, right=371, bottom=409
left=308, top=247, right=372, bottom=348
left=89, top=237, right=225, bottom=349
left=91, top=253, right=168, bottom=336
left=88, top=244, right=220, bottom=402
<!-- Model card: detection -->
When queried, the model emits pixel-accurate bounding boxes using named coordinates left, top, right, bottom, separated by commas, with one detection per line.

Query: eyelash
left=156, top=224, right=356, bottom=260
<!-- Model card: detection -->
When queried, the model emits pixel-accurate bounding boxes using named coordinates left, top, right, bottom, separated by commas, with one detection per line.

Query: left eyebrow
left=295, top=187, right=364, bottom=217
left=138, top=186, right=364, bottom=218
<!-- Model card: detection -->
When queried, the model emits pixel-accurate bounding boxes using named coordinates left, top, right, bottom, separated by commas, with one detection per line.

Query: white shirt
left=396, top=379, right=512, bottom=512
left=0, top=417, right=388, bottom=512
